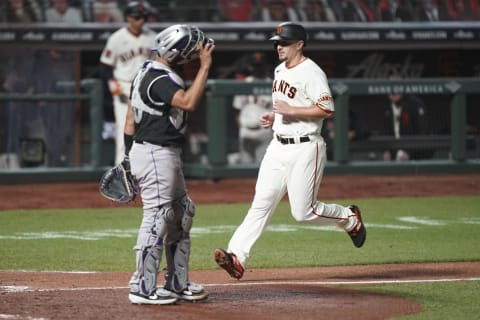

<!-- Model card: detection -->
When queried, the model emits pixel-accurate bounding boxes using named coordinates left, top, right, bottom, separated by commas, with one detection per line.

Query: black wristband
left=124, top=133, right=133, bottom=155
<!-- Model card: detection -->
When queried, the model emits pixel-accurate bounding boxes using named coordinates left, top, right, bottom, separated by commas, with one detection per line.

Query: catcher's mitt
left=99, top=161, right=138, bottom=204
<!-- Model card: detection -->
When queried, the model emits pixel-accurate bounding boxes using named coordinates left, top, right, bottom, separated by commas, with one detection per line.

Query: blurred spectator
left=332, top=0, right=376, bottom=21
left=376, top=0, right=414, bottom=21
left=90, top=0, right=124, bottom=22
left=31, top=49, right=77, bottom=166
left=437, top=0, right=480, bottom=21
left=172, top=0, right=218, bottom=22
left=413, top=0, right=440, bottom=21
left=232, top=52, right=273, bottom=164
left=5, top=0, right=43, bottom=22
left=321, top=109, right=370, bottom=160
left=258, top=0, right=301, bottom=21
left=140, top=0, right=160, bottom=21
left=147, top=0, right=176, bottom=21
left=235, top=51, right=271, bottom=80
left=381, top=93, right=430, bottom=161
left=298, top=0, right=337, bottom=21
left=0, top=68, right=21, bottom=169
left=43, top=0, right=82, bottom=162
left=45, top=0, right=83, bottom=24
left=217, top=0, right=255, bottom=21
left=0, top=49, right=46, bottom=168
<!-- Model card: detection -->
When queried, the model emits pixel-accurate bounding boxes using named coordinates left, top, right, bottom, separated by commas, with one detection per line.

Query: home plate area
left=2, top=262, right=480, bottom=320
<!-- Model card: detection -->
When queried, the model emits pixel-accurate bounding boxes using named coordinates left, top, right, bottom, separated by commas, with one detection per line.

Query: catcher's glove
left=99, top=159, right=138, bottom=204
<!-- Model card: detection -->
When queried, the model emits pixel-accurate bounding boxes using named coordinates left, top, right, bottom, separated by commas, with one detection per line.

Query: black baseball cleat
left=347, top=205, right=366, bottom=248
left=214, top=248, right=244, bottom=280
left=129, top=288, right=178, bottom=305
left=164, top=282, right=209, bottom=302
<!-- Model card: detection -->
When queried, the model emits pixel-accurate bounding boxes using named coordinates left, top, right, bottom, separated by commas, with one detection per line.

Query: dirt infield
left=1, top=174, right=479, bottom=319
left=1, top=173, right=479, bottom=210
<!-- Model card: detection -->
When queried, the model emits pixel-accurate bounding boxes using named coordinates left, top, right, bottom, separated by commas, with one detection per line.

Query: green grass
left=1, top=196, right=479, bottom=319
left=362, top=281, right=480, bottom=319
left=0, top=196, right=479, bottom=271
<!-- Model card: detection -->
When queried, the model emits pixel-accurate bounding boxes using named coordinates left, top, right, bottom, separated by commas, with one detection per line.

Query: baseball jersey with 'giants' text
left=100, top=26, right=156, bottom=84
left=271, top=58, right=334, bottom=137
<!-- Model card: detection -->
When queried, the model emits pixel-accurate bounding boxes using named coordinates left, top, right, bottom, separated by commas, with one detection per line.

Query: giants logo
left=315, top=92, right=333, bottom=109
left=272, top=79, right=297, bottom=98
left=119, top=47, right=150, bottom=63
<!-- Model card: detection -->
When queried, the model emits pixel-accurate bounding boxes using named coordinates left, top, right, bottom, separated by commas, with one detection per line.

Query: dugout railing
left=0, top=78, right=479, bottom=183
left=0, top=79, right=105, bottom=183
left=184, top=78, right=480, bottom=178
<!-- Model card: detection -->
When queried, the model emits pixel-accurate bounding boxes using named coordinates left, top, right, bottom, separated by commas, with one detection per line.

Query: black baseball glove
left=99, top=158, right=138, bottom=204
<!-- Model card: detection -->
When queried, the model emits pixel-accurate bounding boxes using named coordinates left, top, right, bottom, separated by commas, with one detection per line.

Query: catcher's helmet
left=151, top=24, right=213, bottom=65
left=124, top=1, right=147, bottom=19
left=269, top=22, right=307, bottom=43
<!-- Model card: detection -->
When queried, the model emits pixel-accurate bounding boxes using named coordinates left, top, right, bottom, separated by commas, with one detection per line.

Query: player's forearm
left=124, top=101, right=135, bottom=135
left=186, top=65, right=210, bottom=109
left=275, top=104, right=334, bottom=119
left=297, top=105, right=333, bottom=118
left=172, top=65, right=210, bottom=112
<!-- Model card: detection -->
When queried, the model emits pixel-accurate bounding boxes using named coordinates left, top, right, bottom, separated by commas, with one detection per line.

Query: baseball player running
left=124, top=24, right=214, bottom=304
left=214, top=22, right=366, bottom=280
left=99, top=1, right=156, bottom=165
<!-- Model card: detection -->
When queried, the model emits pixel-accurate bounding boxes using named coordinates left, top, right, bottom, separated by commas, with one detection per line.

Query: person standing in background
left=91, top=0, right=124, bottom=22
left=298, top=0, right=337, bottom=22
left=376, top=0, right=414, bottom=21
left=232, top=52, right=273, bottom=164
left=259, top=0, right=301, bottom=21
left=0, top=68, right=21, bottom=169
left=99, top=1, right=156, bottom=165
left=44, top=0, right=83, bottom=24
left=43, top=0, right=82, bottom=166
left=217, top=0, right=255, bottom=21
left=382, top=93, right=430, bottom=161
left=321, top=109, right=370, bottom=160
left=4, top=0, right=43, bottom=22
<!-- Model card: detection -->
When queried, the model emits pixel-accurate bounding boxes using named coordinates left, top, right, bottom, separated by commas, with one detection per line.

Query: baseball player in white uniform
left=214, top=22, right=367, bottom=280
left=233, top=75, right=272, bottom=163
left=100, top=1, right=156, bottom=165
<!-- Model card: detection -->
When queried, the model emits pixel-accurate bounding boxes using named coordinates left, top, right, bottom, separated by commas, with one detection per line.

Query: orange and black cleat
left=214, top=248, right=245, bottom=280
left=347, top=205, right=366, bottom=248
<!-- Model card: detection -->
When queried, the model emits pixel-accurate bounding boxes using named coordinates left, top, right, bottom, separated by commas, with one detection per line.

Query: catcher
left=100, top=24, right=214, bottom=305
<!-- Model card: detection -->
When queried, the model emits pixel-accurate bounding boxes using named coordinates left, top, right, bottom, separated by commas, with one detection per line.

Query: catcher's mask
left=151, top=24, right=214, bottom=65
left=269, top=22, right=307, bottom=47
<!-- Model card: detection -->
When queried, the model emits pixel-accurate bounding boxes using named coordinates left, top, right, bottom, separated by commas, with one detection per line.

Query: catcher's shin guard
left=137, top=205, right=174, bottom=296
left=164, top=196, right=195, bottom=292
left=140, top=242, right=163, bottom=295
left=165, top=238, right=191, bottom=293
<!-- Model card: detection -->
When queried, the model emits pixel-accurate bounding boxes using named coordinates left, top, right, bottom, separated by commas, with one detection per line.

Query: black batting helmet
left=124, top=1, right=147, bottom=19
left=269, top=22, right=307, bottom=43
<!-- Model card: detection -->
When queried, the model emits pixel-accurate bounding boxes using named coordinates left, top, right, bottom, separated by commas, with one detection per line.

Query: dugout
left=0, top=21, right=479, bottom=182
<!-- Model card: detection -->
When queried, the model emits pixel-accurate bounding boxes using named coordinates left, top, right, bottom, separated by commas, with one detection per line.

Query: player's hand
left=198, top=41, right=214, bottom=69
left=108, top=79, right=121, bottom=95
left=260, top=112, right=274, bottom=128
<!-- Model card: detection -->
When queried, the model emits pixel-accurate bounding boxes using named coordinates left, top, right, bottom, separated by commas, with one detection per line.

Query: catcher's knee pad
left=153, top=203, right=175, bottom=237
left=175, top=195, right=195, bottom=233
left=137, top=204, right=174, bottom=296
left=164, top=237, right=191, bottom=293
